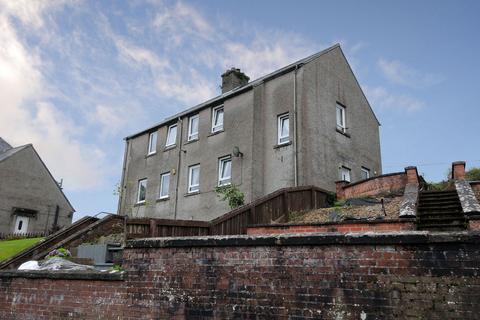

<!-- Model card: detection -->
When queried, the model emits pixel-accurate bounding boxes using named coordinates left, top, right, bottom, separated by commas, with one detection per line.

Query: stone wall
left=471, top=182, right=480, bottom=202
left=2, top=232, right=480, bottom=319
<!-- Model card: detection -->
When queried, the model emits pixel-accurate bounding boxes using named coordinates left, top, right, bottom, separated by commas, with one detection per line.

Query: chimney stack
left=221, top=68, right=249, bottom=93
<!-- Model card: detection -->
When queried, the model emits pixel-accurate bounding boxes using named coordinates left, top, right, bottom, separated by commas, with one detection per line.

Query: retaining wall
left=2, top=232, right=480, bottom=319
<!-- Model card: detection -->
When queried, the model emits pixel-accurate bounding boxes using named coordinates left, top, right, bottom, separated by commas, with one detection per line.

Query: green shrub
left=215, top=184, right=245, bottom=209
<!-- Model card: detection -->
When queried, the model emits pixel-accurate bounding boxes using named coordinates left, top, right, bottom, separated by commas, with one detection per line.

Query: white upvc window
left=218, top=156, right=232, bottom=186
left=277, top=113, right=289, bottom=145
left=188, top=164, right=200, bottom=193
left=188, top=114, right=199, bottom=141
left=159, top=173, right=170, bottom=199
left=211, top=105, right=224, bottom=133
left=361, top=167, right=370, bottom=180
left=147, top=132, right=157, bottom=155
left=165, top=124, right=177, bottom=147
left=339, top=166, right=351, bottom=182
left=137, top=179, right=147, bottom=203
left=336, top=103, right=346, bottom=133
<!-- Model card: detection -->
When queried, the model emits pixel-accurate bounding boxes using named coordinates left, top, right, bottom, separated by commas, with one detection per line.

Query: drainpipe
left=293, top=65, right=299, bottom=187
left=173, top=117, right=184, bottom=220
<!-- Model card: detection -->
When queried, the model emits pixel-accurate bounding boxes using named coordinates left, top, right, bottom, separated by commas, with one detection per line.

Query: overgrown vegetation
left=0, top=237, right=44, bottom=262
left=215, top=184, right=245, bottom=209
left=427, top=167, right=480, bottom=190
left=46, top=247, right=72, bottom=260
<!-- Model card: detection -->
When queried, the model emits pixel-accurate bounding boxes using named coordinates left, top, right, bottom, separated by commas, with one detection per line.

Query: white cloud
left=0, top=1, right=108, bottom=191
left=364, top=85, right=425, bottom=112
left=378, top=58, right=444, bottom=88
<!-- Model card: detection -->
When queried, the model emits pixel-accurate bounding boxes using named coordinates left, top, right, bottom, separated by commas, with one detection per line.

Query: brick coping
left=249, top=218, right=415, bottom=228
left=0, top=270, right=124, bottom=280
left=125, top=231, right=480, bottom=248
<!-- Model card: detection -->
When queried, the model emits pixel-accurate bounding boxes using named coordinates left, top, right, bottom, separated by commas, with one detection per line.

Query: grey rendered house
left=0, top=138, right=74, bottom=235
left=118, top=44, right=381, bottom=221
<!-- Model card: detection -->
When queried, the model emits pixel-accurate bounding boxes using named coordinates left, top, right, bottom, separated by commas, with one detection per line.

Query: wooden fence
left=126, top=186, right=331, bottom=239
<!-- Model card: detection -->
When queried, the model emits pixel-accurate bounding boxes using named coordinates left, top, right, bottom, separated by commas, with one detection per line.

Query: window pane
left=189, top=116, right=199, bottom=140
left=166, top=125, right=177, bottom=146
left=148, top=132, right=157, bottom=153
left=281, top=117, right=289, bottom=137
left=336, top=107, right=343, bottom=127
left=138, top=180, right=147, bottom=202
left=160, top=174, right=170, bottom=198
left=219, top=158, right=231, bottom=185
left=213, top=107, right=224, bottom=132
left=189, top=165, right=200, bottom=192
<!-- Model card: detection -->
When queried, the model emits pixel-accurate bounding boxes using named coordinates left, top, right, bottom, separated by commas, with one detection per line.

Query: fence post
left=149, top=219, right=157, bottom=237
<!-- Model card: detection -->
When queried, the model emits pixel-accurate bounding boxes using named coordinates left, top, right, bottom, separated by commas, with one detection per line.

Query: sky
left=0, top=0, right=479, bottom=221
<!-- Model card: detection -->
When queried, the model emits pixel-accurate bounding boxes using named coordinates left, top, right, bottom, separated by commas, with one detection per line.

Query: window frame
left=277, top=113, right=290, bottom=145
left=165, top=124, right=178, bottom=147
left=147, top=131, right=157, bottom=155
left=218, top=156, right=232, bottom=186
left=136, top=178, right=147, bottom=203
left=340, top=166, right=351, bottom=182
left=159, top=172, right=170, bottom=199
left=187, top=164, right=200, bottom=194
left=211, top=105, right=224, bottom=133
left=188, top=114, right=199, bottom=141
left=361, top=167, right=370, bottom=180
left=336, top=103, right=346, bottom=133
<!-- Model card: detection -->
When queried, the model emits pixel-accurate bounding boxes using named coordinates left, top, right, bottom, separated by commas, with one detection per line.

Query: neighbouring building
left=0, top=138, right=74, bottom=235
left=118, top=44, right=381, bottom=220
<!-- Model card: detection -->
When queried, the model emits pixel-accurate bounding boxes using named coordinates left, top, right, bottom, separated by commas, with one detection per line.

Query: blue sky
left=1, top=0, right=479, bottom=220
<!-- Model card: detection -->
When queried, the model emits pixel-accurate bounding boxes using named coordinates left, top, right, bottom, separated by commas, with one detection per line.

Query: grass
left=0, top=237, right=44, bottom=262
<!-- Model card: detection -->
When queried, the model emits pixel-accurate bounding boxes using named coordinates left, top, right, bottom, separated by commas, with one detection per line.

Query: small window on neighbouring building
left=336, top=103, right=346, bottom=133
left=159, top=173, right=170, bottom=199
left=188, top=164, right=200, bottom=193
left=188, top=114, right=199, bottom=141
left=339, top=166, right=351, bottom=182
left=361, top=167, right=370, bottom=180
left=277, top=113, right=289, bottom=145
left=165, top=124, right=178, bottom=147
left=218, top=156, right=232, bottom=186
left=137, top=179, right=147, bottom=203
left=211, top=105, right=224, bottom=133
left=148, top=131, right=157, bottom=155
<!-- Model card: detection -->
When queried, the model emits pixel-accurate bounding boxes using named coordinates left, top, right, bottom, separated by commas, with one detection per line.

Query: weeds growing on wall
left=215, top=184, right=245, bottom=209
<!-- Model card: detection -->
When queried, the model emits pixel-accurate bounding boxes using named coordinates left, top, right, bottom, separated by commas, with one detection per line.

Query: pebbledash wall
left=2, top=232, right=480, bottom=319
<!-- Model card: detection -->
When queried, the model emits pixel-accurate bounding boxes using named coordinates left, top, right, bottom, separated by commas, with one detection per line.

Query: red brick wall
left=471, top=182, right=480, bottom=202
left=339, top=172, right=407, bottom=200
left=469, top=219, right=480, bottom=231
left=2, top=233, right=480, bottom=319
left=247, top=220, right=415, bottom=235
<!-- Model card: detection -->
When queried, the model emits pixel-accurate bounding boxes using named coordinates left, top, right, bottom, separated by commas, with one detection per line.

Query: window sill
left=208, top=130, right=224, bottom=137
left=218, top=182, right=232, bottom=187
left=273, top=141, right=292, bottom=149
left=184, top=191, right=200, bottom=197
left=184, top=138, right=198, bottom=145
left=133, top=202, right=146, bottom=207
left=164, top=145, right=177, bottom=151
left=336, top=128, right=351, bottom=138
left=156, top=197, right=170, bottom=202
left=145, top=152, right=157, bottom=158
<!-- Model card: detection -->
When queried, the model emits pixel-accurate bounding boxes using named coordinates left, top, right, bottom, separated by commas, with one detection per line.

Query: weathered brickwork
left=471, top=182, right=480, bottom=203
left=2, top=232, right=480, bottom=319
left=337, top=172, right=407, bottom=200
left=247, top=220, right=415, bottom=235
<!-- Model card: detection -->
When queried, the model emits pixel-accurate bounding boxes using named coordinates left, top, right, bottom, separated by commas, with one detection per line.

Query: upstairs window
left=277, top=114, right=289, bottom=145
left=188, top=114, right=199, bottom=141
left=159, top=173, right=170, bottom=199
left=148, top=132, right=157, bottom=155
left=165, top=124, right=177, bottom=147
left=211, top=105, right=224, bottom=133
left=188, top=164, right=200, bottom=193
left=361, top=167, right=370, bottom=180
left=339, top=166, right=351, bottom=182
left=137, top=179, right=147, bottom=203
left=218, top=156, right=232, bottom=186
left=336, top=103, right=346, bottom=133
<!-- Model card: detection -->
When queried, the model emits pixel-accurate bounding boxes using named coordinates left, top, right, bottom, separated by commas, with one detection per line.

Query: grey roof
left=0, top=145, right=29, bottom=163
left=125, top=43, right=379, bottom=140
left=0, top=137, right=12, bottom=153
